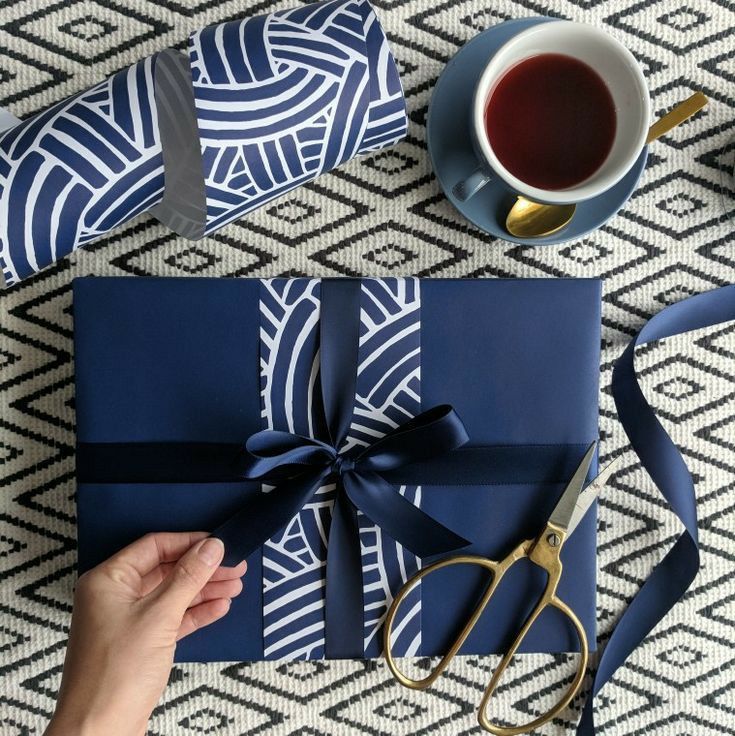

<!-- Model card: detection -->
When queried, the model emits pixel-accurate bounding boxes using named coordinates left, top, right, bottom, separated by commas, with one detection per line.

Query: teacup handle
left=452, top=167, right=492, bottom=201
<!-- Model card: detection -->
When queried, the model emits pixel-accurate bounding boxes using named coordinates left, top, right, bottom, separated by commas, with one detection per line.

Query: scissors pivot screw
left=547, top=532, right=561, bottom=548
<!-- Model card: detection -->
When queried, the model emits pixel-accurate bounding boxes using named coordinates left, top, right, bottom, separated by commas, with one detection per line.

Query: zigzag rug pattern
left=1, top=0, right=734, bottom=734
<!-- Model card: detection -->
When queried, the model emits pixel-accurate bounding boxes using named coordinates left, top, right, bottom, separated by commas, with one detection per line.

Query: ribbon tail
left=343, top=470, right=469, bottom=557
left=577, top=284, right=735, bottom=735
left=212, top=467, right=328, bottom=567
left=577, top=535, right=698, bottom=735
left=325, top=487, right=363, bottom=658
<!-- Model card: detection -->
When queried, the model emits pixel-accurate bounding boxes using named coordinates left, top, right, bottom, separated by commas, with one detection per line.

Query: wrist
left=46, top=703, right=148, bottom=736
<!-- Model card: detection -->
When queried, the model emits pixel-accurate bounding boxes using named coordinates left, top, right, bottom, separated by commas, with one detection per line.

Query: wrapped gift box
left=73, top=276, right=601, bottom=662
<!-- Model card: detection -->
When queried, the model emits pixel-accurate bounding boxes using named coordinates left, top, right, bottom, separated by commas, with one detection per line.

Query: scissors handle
left=384, top=552, right=510, bottom=689
left=384, top=542, right=531, bottom=689
left=478, top=592, right=588, bottom=735
left=383, top=530, right=589, bottom=735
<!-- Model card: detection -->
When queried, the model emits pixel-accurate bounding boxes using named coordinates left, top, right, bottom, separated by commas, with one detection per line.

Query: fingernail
left=198, top=538, right=224, bottom=565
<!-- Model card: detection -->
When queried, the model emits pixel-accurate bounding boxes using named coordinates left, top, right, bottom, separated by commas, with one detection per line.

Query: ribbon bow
left=211, top=279, right=469, bottom=657
left=213, top=404, right=470, bottom=657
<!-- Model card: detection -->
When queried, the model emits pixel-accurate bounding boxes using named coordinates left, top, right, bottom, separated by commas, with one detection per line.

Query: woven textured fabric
left=1, top=1, right=734, bottom=734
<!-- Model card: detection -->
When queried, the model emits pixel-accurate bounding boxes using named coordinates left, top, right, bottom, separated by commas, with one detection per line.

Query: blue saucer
left=427, top=17, right=648, bottom=245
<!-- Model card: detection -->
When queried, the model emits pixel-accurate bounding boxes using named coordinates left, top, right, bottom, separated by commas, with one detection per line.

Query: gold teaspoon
left=505, top=91, right=710, bottom=239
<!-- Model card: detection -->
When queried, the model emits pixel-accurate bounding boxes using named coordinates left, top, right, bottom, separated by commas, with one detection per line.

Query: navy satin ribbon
left=76, top=442, right=592, bottom=486
left=212, top=278, right=470, bottom=658
left=577, top=284, right=735, bottom=734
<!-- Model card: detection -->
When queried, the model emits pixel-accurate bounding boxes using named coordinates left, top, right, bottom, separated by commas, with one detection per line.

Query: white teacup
left=454, top=21, right=650, bottom=205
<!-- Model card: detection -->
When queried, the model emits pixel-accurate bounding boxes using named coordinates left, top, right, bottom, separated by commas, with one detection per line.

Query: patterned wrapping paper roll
left=0, top=0, right=407, bottom=287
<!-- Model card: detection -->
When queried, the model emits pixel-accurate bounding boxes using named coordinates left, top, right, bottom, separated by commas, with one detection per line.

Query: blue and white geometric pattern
left=0, top=57, right=164, bottom=286
left=259, top=278, right=327, bottom=661
left=353, top=278, right=422, bottom=659
left=0, top=0, right=407, bottom=286
left=259, top=277, right=421, bottom=660
left=190, top=0, right=407, bottom=234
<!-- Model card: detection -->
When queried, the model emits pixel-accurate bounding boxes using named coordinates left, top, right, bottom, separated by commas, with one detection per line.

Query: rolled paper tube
left=0, top=0, right=407, bottom=287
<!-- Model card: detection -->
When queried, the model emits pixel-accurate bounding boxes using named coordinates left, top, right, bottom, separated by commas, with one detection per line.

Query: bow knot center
left=333, top=454, right=356, bottom=475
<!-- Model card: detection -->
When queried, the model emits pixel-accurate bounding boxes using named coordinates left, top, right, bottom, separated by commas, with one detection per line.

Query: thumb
left=153, top=537, right=225, bottom=613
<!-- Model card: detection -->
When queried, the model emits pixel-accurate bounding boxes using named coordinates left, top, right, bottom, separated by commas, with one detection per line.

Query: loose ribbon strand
left=578, top=284, right=735, bottom=734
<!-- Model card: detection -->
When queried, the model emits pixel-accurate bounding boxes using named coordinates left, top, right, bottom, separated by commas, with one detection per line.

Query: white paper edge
left=0, top=106, right=20, bottom=133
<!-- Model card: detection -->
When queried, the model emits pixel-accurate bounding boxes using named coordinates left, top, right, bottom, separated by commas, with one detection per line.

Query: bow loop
left=354, top=405, right=470, bottom=473
left=240, top=431, right=335, bottom=480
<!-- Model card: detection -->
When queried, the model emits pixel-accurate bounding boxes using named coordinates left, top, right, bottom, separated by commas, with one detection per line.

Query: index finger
left=104, top=531, right=210, bottom=578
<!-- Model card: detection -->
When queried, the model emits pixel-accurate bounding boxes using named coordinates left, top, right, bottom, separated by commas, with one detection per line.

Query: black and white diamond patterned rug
left=1, top=0, right=734, bottom=734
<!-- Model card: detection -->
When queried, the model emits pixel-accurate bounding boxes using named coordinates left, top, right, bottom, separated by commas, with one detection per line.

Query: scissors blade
left=547, top=442, right=597, bottom=532
left=565, top=456, right=623, bottom=538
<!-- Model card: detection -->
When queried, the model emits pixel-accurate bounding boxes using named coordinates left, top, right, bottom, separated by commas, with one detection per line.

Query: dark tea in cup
left=484, top=53, right=617, bottom=191
left=459, top=21, right=649, bottom=205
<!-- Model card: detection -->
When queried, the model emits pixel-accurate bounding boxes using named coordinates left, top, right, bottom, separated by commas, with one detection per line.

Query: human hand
left=45, top=532, right=247, bottom=736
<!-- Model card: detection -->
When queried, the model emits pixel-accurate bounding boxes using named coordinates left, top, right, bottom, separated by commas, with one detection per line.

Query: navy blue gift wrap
left=0, top=0, right=407, bottom=287
left=73, top=276, right=601, bottom=662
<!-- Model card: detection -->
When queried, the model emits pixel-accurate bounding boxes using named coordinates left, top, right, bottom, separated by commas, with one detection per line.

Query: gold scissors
left=384, top=442, right=620, bottom=736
